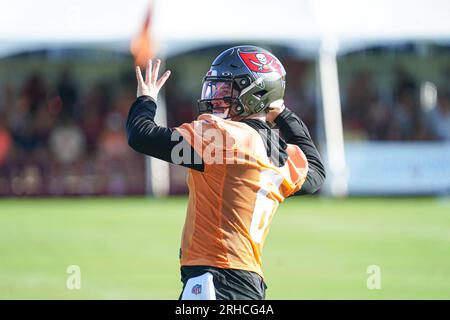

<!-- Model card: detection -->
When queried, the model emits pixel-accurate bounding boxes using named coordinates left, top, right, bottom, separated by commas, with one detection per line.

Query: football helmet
left=198, top=45, right=286, bottom=119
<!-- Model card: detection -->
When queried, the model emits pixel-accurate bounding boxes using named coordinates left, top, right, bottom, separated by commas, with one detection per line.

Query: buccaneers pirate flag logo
left=238, top=52, right=284, bottom=76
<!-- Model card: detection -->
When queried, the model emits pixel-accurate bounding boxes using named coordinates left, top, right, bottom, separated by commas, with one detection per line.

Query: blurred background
left=0, top=0, right=449, bottom=299
left=0, top=0, right=449, bottom=197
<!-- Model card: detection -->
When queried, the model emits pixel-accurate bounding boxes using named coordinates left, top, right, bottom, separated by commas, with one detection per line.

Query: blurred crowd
left=341, top=68, right=450, bottom=141
left=0, top=48, right=449, bottom=196
left=0, top=67, right=146, bottom=196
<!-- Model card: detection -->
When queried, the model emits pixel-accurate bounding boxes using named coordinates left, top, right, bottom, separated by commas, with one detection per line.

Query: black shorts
left=179, top=265, right=267, bottom=300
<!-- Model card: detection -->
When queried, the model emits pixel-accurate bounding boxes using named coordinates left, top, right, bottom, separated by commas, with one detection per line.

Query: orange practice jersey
left=175, top=114, right=308, bottom=278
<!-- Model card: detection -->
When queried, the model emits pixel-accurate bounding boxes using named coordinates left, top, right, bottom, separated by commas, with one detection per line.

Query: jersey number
left=250, top=170, right=283, bottom=244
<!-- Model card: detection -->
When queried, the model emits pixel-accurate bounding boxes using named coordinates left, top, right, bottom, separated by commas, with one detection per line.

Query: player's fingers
left=145, top=59, right=152, bottom=84
left=156, top=70, right=171, bottom=89
left=135, top=66, right=144, bottom=84
left=152, top=59, right=161, bottom=85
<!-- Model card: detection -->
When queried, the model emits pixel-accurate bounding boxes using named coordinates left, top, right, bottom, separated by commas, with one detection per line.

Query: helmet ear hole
left=254, top=90, right=268, bottom=98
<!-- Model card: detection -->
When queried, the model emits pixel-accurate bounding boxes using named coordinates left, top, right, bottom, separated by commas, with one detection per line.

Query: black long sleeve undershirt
left=126, top=96, right=204, bottom=171
left=126, top=96, right=325, bottom=194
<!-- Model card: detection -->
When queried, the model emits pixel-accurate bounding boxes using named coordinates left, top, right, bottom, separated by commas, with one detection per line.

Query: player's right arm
left=126, top=59, right=204, bottom=171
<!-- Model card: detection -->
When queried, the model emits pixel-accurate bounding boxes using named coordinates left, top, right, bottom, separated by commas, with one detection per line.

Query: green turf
left=1, top=196, right=449, bottom=299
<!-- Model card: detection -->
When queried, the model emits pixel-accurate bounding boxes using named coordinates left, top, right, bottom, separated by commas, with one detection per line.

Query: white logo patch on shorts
left=181, top=272, right=216, bottom=300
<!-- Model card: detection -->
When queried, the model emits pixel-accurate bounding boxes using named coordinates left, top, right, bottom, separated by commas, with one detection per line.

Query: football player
left=126, top=45, right=326, bottom=300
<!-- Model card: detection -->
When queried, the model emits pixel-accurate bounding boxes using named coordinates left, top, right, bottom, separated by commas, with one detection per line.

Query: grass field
left=1, top=196, right=449, bottom=299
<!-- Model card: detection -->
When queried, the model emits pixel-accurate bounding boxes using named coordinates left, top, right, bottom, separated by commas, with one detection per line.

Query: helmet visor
left=198, top=80, right=240, bottom=117
left=201, top=80, right=239, bottom=99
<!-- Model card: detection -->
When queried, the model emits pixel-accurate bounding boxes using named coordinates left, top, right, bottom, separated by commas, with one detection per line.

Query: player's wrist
left=135, top=95, right=157, bottom=106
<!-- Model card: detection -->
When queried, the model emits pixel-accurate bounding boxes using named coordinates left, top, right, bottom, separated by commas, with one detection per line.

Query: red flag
left=130, top=2, right=155, bottom=68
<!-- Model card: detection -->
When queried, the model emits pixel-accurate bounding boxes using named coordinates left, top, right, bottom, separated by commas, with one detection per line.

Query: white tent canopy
left=153, top=0, right=450, bottom=54
left=0, top=0, right=449, bottom=57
